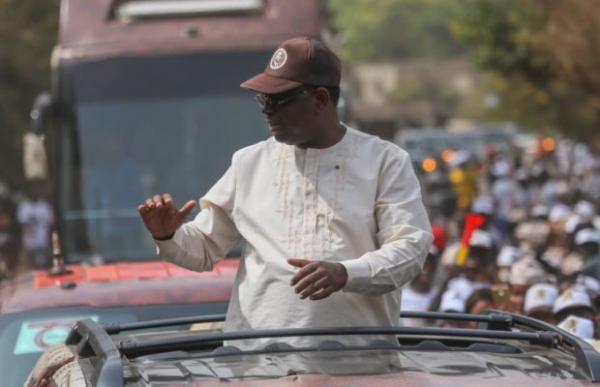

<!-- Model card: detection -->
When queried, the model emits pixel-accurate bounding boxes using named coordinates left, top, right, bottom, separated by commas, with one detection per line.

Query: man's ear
left=313, top=87, right=331, bottom=114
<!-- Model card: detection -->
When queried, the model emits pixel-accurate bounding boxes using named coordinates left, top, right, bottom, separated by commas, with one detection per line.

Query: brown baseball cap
left=240, top=36, right=341, bottom=94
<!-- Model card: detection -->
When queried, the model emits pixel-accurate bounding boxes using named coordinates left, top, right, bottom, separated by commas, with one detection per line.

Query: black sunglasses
left=255, top=87, right=312, bottom=110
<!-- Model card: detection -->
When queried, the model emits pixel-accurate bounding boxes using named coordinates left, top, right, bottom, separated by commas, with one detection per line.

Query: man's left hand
left=288, top=259, right=348, bottom=300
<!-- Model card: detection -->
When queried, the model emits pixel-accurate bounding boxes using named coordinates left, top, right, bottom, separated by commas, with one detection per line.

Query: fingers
left=309, top=285, right=336, bottom=300
left=295, top=269, right=327, bottom=298
left=299, top=275, right=332, bottom=299
left=138, top=194, right=185, bottom=216
left=289, top=260, right=348, bottom=301
left=288, top=258, right=311, bottom=268
left=289, top=259, right=316, bottom=286
left=163, top=193, right=176, bottom=215
left=176, top=200, right=196, bottom=221
left=153, top=194, right=164, bottom=209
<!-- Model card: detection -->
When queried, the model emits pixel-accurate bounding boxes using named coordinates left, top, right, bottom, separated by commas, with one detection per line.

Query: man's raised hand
left=138, top=193, right=196, bottom=240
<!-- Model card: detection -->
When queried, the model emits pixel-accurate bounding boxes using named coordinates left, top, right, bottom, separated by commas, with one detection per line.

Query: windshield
left=58, top=52, right=269, bottom=262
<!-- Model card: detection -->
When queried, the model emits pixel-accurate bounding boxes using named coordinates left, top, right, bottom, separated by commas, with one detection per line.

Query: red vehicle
left=0, top=259, right=237, bottom=386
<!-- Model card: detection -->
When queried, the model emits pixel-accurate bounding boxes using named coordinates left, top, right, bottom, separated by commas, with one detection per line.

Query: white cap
left=531, top=205, right=549, bottom=219
left=565, top=214, right=583, bottom=234
left=553, top=288, right=593, bottom=315
left=575, top=228, right=600, bottom=246
left=469, top=229, right=493, bottom=249
left=540, top=247, right=565, bottom=270
left=491, top=160, right=511, bottom=177
left=510, top=258, right=547, bottom=286
left=558, top=315, right=595, bottom=339
left=440, top=289, right=466, bottom=313
left=508, top=208, right=527, bottom=223
left=515, top=221, right=551, bottom=245
left=472, top=195, right=494, bottom=215
left=576, top=275, right=600, bottom=295
left=524, top=283, right=559, bottom=314
left=561, top=252, right=584, bottom=276
left=549, top=204, right=571, bottom=222
left=574, top=200, right=595, bottom=220
left=497, top=245, right=519, bottom=267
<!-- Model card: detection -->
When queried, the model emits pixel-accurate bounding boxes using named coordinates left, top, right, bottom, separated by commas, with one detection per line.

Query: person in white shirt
left=138, top=37, right=433, bottom=347
left=17, top=191, right=54, bottom=268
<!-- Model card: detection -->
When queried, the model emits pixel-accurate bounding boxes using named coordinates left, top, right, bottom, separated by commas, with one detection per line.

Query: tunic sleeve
left=155, top=162, right=241, bottom=271
left=340, top=148, right=433, bottom=295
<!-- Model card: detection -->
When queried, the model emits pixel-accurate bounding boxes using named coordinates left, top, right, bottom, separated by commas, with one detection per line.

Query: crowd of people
left=403, top=136, right=600, bottom=344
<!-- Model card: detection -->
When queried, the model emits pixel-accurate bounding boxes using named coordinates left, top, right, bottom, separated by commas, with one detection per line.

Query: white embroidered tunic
left=156, top=126, right=433, bottom=346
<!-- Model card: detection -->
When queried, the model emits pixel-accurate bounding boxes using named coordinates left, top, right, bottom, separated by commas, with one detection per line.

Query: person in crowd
left=449, top=150, right=479, bottom=218
left=553, top=288, right=595, bottom=323
left=509, top=257, right=549, bottom=314
left=438, top=289, right=469, bottom=328
left=400, top=246, right=441, bottom=327
left=558, top=315, right=596, bottom=340
left=465, top=287, right=494, bottom=328
left=490, top=158, right=526, bottom=243
left=523, top=283, right=559, bottom=324
left=576, top=229, right=600, bottom=279
left=16, top=186, right=53, bottom=269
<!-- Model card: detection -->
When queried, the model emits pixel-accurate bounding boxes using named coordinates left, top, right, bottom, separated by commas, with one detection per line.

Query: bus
left=29, top=0, right=328, bottom=264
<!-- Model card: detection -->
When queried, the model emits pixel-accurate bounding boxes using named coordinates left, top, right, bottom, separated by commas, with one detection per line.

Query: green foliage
left=329, top=0, right=464, bottom=62
left=452, top=0, right=554, bottom=84
left=452, top=0, right=600, bottom=148
left=0, top=0, right=58, bottom=190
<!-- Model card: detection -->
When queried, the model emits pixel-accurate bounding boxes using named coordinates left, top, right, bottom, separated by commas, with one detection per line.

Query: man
left=138, top=37, right=433, bottom=347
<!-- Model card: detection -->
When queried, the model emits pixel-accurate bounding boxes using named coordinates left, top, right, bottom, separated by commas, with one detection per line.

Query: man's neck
left=298, top=120, right=346, bottom=149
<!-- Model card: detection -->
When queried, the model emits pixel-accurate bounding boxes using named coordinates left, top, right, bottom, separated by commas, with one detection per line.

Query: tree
left=453, top=0, right=600, bottom=149
left=530, top=0, right=600, bottom=101
left=329, top=0, right=464, bottom=62
left=0, top=0, right=58, bottom=190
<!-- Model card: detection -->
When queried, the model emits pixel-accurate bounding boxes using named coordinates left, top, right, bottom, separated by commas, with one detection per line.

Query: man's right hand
left=138, top=193, right=196, bottom=240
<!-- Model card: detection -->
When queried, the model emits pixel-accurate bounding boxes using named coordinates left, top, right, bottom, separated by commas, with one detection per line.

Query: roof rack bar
left=105, top=311, right=509, bottom=336
left=103, top=313, right=226, bottom=334
left=509, top=313, right=600, bottom=383
left=119, top=325, right=559, bottom=357
left=65, top=319, right=125, bottom=387
left=401, top=311, right=512, bottom=326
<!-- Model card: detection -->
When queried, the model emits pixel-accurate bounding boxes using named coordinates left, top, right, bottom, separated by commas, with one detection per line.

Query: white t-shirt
left=17, top=199, right=53, bottom=250
left=156, top=126, right=433, bottom=347
left=400, top=286, right=438, bottom=327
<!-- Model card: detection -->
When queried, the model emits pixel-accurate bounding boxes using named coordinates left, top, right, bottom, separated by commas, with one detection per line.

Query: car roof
left=0, top=259, right=238, bottom=314
left=28, top=312, right=600, bottom=386
left=122, top=352, right=595, bottom=387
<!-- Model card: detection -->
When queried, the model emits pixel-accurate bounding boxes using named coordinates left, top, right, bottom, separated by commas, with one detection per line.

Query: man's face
left=256, top=87, right=319, bottom=147
left=509, top=284, right=529, bottom=314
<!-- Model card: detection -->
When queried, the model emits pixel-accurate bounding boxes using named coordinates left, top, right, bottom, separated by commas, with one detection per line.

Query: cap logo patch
left=535, top=289, right=546, bottom=300
left=270, top=48, right=288, bottom=70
